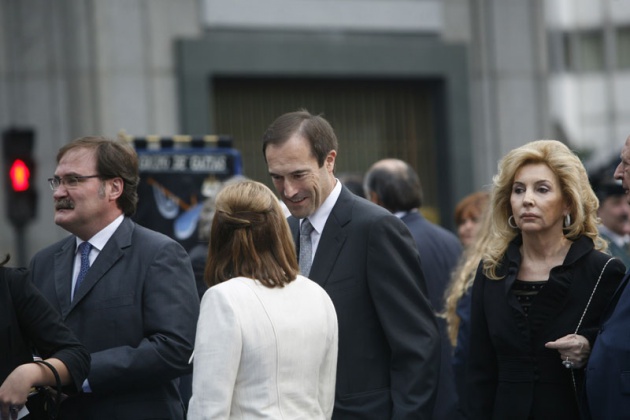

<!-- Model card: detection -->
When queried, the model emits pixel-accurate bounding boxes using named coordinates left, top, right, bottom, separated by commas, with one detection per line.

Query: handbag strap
left=569, top=257, right=615, bottom=402
left=572, top=257, right=615, bottom=334
left=33, top=359, right=62, bottom=418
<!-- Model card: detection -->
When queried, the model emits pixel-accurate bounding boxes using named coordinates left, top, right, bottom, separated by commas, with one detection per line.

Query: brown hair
left=262, top=109, right=338, bottom=168
left=58, top=136, right=139, bottom=216
left=204, top=180, right=299, bottom=288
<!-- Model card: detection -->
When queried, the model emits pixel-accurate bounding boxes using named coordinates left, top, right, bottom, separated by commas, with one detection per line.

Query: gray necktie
left=299, top=219, right=314, bottom=276
left=73, top=242, right=92, bottom=299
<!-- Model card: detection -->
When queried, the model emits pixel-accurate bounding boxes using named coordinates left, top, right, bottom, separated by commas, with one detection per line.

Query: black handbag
left=24, top=360, right=62, bottom=420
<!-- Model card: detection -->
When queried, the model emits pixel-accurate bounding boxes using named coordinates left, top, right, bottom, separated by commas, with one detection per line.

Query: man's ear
left=108, top=178, right=124, bottom=200
left=369, top=191, right=381, bottom=206
left=325, top=150, right=337, bottom=172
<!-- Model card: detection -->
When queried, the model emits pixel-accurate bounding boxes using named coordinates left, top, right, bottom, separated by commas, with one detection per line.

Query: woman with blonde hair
left=443, top=205, right=492, bottom=416
left=466, top=140, right=625, bottom=419
left=188, top=180, right=338, bottom=420
left=445, top=190, right=491, bottom=348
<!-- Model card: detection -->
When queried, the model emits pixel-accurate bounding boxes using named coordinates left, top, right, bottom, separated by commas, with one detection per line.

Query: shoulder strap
left=573, top=257, right=615, bottom=334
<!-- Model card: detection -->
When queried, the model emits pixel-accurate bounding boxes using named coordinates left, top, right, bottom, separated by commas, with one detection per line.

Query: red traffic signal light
left=9, top=159, right=30, bottom=191
left=3, top=128, right=37, bottom=226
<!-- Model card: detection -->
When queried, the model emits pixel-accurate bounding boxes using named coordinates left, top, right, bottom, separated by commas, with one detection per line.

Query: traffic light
left=3, top=128, right=37, bottom=227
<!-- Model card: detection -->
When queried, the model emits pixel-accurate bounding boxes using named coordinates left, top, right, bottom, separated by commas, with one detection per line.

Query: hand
left=545, top=334, right=591, bottom=369
left=0, top=365, right=33, bottom=420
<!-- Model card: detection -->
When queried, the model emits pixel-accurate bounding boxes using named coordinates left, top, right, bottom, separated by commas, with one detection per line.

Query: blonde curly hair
left=482, top=140, right=606, bottom=280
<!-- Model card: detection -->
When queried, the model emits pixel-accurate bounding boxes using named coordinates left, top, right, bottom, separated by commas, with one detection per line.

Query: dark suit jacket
left=1, top=267, right=90, bottom=389
left=401, top=211, right=462, bottom=313
left=585, top=264, right=630, bottom=419
left=400, top=211, right=463, bottom=420
left=289, top=187, right=440, bottom=420
left=467, top=236, right=625, bottom=420
left=187, top=241, right=209, bottom=300
left=29, top=217, right=200, bottom=420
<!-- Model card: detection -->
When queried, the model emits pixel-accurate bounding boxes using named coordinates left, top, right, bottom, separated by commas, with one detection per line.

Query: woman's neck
left=518, top=232, right=571, bottom=281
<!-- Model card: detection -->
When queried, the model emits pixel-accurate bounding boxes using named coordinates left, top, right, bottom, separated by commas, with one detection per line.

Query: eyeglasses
left=48, top=175, right=101, bottom=191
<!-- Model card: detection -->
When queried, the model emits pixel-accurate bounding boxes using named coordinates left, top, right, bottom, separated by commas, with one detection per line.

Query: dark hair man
left=29, top=136, right=199, bottom=419
left=262, top=110, right=440, bottom=419
left=364, top=158, right=464, bottom=420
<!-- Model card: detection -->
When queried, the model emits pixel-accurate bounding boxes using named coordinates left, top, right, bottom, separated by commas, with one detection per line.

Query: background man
left=262, top=110, right=440, bottom=419
left=364, top=158, right=463, bottom=420
left=591, top=176, right=630, bottom=267
left=29, top=136, right=199, bottom=419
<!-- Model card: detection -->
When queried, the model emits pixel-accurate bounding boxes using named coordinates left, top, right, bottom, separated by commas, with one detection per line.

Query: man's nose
left=52, top=184, right=68, bottom=199
left=614, top=162, right=624, bottom=180
left=284, top=180, right=298, bottom=197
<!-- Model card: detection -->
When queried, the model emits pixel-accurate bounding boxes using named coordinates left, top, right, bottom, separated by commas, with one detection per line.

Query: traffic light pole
left=13, top=224, right=26, bottom=266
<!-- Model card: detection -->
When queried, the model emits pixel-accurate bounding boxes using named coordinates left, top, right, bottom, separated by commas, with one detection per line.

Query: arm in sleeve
left=11, top=268, right=90, bottom=392
left=88, top=240, right=200, bottom=392
left=465, top=263, right=498, bottom=419
left=366, top=215, right=440, bottom=419
left=187, top=287, right=242, bottom=420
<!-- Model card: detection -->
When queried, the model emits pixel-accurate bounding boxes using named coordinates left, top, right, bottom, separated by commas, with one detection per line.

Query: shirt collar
left=76, top=214, right=124, bottom=252
left=302, top=178, right=342, bottom=234
left=393, top=209, right=418, bottom=219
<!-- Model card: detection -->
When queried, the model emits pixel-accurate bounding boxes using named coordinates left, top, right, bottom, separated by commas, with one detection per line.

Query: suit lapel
left=308, top=187, right=352, bottom=287
left=55, top=238, right=77, bottom=319
left=69, top=218, right=133, bottom=310
left=288, top=216, right=300, bottom=253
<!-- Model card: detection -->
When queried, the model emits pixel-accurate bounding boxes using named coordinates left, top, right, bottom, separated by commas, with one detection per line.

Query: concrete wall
left=467, top=0, right=550, bottom=188
left=0, top=0, right=201, bottom=264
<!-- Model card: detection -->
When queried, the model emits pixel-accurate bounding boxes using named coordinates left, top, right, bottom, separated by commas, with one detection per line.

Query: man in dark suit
left=29, top=136, right=200, bottom=419
left=262, top=110, right=440, bottom=419
left=364, top=158, right=463, bottom=420
left=585, top=134, right=630, bottom=418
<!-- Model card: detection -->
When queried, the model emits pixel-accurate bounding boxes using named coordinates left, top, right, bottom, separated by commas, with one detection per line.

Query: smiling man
left=262, top=110, right=440, bottom=419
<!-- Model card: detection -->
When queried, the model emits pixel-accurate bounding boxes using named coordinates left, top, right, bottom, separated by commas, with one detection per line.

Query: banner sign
left=130, top=140, right=243, bottom=251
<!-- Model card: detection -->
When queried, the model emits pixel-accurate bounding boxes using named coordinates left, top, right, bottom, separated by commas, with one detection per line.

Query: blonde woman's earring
left=508, top=215, right=518, bottom=229
left=564, top=214, right=571, bottom=228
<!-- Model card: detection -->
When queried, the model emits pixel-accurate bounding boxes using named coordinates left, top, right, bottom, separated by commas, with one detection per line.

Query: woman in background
left=0, top=256, right=90, bottom=418
left=466, top=140, right=625, bottom=419
left=188, top=180, right=338, bottom=420
left=444, top=206, right=492, bottom=417
left=445, top=190, right=491, bottom=347
left=454, top=191, right=490, bottom=248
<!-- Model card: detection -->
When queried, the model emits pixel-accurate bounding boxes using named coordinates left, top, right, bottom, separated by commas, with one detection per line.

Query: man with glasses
left=29, top=136, right=200, bottom=419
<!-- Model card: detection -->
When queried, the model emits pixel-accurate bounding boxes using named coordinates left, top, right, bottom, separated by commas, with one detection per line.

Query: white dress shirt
left=299, top=179, right=342, bottom=264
